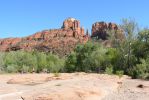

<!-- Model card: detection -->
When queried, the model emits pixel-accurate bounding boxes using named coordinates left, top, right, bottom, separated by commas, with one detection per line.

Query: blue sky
left=0, top=0, right=148, bottom=38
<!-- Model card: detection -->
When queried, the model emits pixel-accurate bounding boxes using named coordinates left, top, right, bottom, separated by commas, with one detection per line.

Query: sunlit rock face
left=62, top=17, right=85, bottom=37
left=0, top=18, right=89, bottom=57
left=91, top=22, right=124, bottom=40
left=91, top=22, right=125, bottom=47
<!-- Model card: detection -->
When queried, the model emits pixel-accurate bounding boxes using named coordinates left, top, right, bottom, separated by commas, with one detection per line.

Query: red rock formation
left=0, top=38, right=22, bottom=51
left=0, top=18, right=89, bottom=57
left=91, top=22, right=124, bottom=40
left=62, top=18, right=85, bottom=37
left=91, top=21, right=125, bottom=47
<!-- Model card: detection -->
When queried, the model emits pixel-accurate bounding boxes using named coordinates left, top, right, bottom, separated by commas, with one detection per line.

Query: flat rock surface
left=0, top=73, right=148, bottom=100
left=102, top=78, right=149, bottom=100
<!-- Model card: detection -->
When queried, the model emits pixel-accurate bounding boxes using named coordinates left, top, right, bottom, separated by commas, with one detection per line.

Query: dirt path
left=102, top=79, right=149, bottom=100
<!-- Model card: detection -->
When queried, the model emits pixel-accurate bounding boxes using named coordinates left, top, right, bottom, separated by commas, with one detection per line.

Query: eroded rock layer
left=91, top=22, right=124, bottom=40
left=0, top=18, right=89, bottom=57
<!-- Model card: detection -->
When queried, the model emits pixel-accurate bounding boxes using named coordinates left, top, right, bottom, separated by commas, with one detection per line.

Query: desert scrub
left=105, top=65, right=113, bottom=75
left=116, top=70, right=124, bottom=78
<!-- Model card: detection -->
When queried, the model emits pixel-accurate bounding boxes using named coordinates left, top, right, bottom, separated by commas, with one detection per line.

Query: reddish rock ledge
left=0, top=18, right=90, bottom=57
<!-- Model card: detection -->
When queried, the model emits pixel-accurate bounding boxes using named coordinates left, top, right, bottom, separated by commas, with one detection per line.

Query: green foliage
left=34, top=52, right=47, bottom=72
left=22, top=65, right=30, bottom=73
left=105, top=65, right=113, bottom=75
left=65, top=42, right=110, bottom=73
left=65, top=42, right=108, bottom=73
left=116, top=70, right=124, bottom=78
left=75, top=42, right=98, bottom=72
left=6, top=64, right=18, bottom=73
left=1, top=51, right=64, bottom=73
left=65, top=52, right=77, bottom=72
left=130, top=59, right=149, bottom=79
left=89, top=46, right=107, bottom=72
left=133, top=29, right=149, bottom=60
left=120, top=18, right=138, bottom=37
left=120, top=18, right=138, bottom=69
left=128, top=28, right=149, bottom=79
left=0, top=52, right=5, bottom=72
left=46, top=53, right=65, bottom=73
left=4, top=51, right=37, bottom=73
left=138, top=28, right=149, bottom=43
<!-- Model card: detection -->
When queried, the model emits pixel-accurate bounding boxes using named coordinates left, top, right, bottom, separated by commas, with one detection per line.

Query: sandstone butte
left=0, top=18, right=90, bottom=57
left=91, top=21, right=125, bottom=47
left=0, top=18, right=124, bottom=56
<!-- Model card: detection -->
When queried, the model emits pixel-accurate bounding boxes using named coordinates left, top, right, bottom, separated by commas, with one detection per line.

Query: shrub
left=2, top=51, right=65, bottom=73
left=6, top=64, right=18, bottom=73
left=116, top=70, right=124, bottom=78
left=46, top=53, right=65, bottom=73
left=89, top=47, right=107, bottom=72
left=0, top=52, right=5, bottom=72
left=105, top=65, right=113, bottom=75
left=4, top=51, right=37, bottom=73
left=22, top=65, right=30, bottom=73
left=34, top=52, right=47, bottom=72
left=65, top=42, right=108, bottom=73
left=130, top=59, right=148, bottom=79
left=75, top=42, right=97, bottom=72
left=65, top=52, right=77, bottom=72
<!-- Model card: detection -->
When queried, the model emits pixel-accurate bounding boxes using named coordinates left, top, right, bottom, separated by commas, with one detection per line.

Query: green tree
left=65, top=42, right=109, bottom=73
left=138, top=28, right=149, bottom=43
left=133, top=28, right=149, bottom=60
left=119, top=18, right=138, bottom=73
left=75, top=42, right=98, bottom=72
left=89, top=46, right=107, bottom=72
left=46, top=53, right=65, bottom=73
left=65, top=52, right=77, bottom=72
left=34, top=52, right=47, bottom=72
left=4, top=51, right=37, bottom=73
left=130, top=59, right=148, bottom=79
left=105, top=65, right=113, bottom=75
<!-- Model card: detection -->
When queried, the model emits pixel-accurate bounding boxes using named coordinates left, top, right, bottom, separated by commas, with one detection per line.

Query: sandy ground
left=0, top=73, right=148, bottom=100
left=102, top=78, right=149, bottom=100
